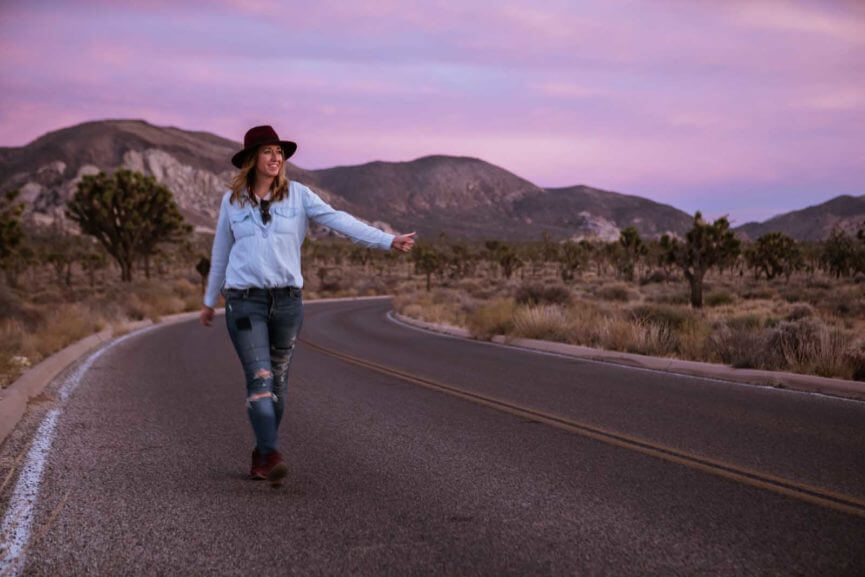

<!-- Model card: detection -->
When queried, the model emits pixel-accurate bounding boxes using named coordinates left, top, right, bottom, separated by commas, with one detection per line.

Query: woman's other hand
left=200, top=306, right=215, bottom=327
left=391, top=232, right=417, bottom=253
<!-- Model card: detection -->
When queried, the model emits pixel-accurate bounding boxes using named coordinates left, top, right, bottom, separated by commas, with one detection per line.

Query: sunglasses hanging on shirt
left=259, top=199, right=271, bottom=224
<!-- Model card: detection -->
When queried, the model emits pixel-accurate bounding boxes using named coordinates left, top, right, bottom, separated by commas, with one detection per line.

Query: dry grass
left=467, top=298, right=518, bottom=340
left=395, top=271, right=865, bottom=381
left=512, top=305, right=572, bottom=341
left=0, top=277, right=208, bottom=388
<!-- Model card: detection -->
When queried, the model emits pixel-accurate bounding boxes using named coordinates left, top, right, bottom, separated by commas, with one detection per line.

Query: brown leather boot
left=261, top=450, right=288, bottom=487
left=249, top=448, right=266, bottom=480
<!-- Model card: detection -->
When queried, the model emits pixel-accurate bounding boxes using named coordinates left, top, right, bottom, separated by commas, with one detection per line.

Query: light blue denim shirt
left=203, top=181, right=395, bottom=308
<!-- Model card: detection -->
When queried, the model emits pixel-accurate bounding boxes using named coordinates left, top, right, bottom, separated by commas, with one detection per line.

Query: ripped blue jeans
left=224, top=286, right=303, bottom=455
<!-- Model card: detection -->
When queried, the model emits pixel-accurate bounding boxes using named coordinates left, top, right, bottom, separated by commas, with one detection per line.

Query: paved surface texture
left=2, top=298, right=864, bottom=576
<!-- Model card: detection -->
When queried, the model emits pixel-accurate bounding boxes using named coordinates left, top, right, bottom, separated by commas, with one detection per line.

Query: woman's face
left=255, top=144, right=284, bottom=179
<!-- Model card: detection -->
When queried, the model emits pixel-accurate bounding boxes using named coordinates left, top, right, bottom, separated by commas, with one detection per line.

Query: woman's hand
left=391, top=232, right=417, bottom=253
left=200, top=306, right=215, bottom=327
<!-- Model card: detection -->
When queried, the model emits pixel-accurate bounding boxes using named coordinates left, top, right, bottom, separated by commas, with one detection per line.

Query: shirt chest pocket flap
left=229, top=209, right=255, bottom=239
left=272, top=204, right=299, bottom=234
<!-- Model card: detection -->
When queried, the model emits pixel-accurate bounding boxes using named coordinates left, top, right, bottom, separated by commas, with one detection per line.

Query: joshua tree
left=745, top=232, right=803, bottom=281
left=662, top=211, right=740, bottom=308
left=618, top=226, right=647, bottom=282
left=557, top=240, right=588, bottom=282
left=66, top=169, right=191, bottom=282
left=497, top=244, right=523, bottom=280
left=821, top=227, right=855, bottom=278
left=411, top=243, right=443, bottom=291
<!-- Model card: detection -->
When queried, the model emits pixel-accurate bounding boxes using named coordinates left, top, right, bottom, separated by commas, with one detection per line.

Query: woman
left=200, top=125, right=416, bottom=486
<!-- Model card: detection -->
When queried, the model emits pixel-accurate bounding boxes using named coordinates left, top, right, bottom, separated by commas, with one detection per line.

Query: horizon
left=1, top=1, right=863, bottom=225
left=4, top=114, right=859, bottom=227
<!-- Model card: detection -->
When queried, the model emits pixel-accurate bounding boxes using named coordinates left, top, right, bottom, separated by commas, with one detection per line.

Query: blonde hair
left=229, top=145, right=289, bottom=206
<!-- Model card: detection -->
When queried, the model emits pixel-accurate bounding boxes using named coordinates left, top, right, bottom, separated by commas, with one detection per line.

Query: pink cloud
left=0, top=0, right=863, bottom=224
left=734, top=1, right=865, bottom=44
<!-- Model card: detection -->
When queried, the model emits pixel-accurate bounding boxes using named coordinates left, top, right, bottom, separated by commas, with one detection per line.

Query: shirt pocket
left=229, top=209, right=255, bottom=240
left=271, top=204, right=299, bottom=235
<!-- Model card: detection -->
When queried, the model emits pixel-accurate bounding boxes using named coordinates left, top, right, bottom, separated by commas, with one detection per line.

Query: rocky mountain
left=2, top=118, right=696, bottom=241
left=516, top=185, right=694, bottom=241
left=735, top=195, right=865, bottom=241
left=290, top=155, right=693, bottom=241
left=0, top=119, right=347, bottom=232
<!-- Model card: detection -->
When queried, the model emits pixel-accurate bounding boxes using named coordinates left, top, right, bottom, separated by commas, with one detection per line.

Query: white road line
left=0, top=409, right=59, bottom=577
left=0, top=325, right=159, bottom=577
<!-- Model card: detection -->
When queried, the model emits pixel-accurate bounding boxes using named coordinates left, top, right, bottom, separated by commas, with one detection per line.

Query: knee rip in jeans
left=246, top=369, right=276, bottom=407
left=246, top=391, right=278, bottom=408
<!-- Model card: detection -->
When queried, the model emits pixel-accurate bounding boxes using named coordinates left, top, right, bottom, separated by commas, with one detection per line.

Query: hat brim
left=231, top=141, right=297, bottom=169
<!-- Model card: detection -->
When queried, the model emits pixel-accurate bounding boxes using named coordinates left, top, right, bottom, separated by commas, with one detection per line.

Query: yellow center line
left=299, top=337, right=865, bottom=519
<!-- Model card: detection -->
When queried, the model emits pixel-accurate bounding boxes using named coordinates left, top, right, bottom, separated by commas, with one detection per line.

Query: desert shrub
left=709, top=323, right=778, bottom=369
left=767, top=318, right=852, bottom=378
left=458, top=278, right=500, bottom=300
left=320, top=279, right=342, bottom=293
left=29, top=286, right=65, bottom=306
left=595, top=283, right=634, bottom=302
left=596, top=316, right=676, bottom=357
left=645, top=291, right=691, bottom=305
left=677, top=318, right=712, bottom=360
left=512, top=304, right=571, bottom=340
left=806, top=279, right=831, bottom=290
left=122, top=293, right=149, bottom=321
left=0, top=319, right=29, bottom=370
left=356, top=276, right=388, bottom=296
left=785, top=304, right=814, bottom=321
left=0, top=289, right=44, bottom=329
left=778, top=288, right=807, bottom=304
left=393, top=291, right=465, bottom=326
left=639, top=270, right=668, bottom=285
left=705, top=291, right=735, bottom=307
left=565, top=299, right=706, bottom=357
left=818, top=288, right=865, bottom=318
left=630, top=304, right=696, bottom=331
left=558, top=299, right=607, bottom=346
left=16, top=303, right=105, bottom=361
left=726, top=314, right=765, bottom=331
left=467, top=298, right=517, bottom=340
left=741, top=287, right=776, bottom=300
left=515, top=283, right=572, bottom=306
left=844, top=340, right=865, bottom=381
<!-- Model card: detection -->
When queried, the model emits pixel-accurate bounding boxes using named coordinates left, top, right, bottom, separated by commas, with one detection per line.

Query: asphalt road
left=2, top=297, right=864, bottom=576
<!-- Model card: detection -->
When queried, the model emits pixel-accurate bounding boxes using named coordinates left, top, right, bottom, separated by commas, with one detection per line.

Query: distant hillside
left=314, top=155, right=542, bottom=240
left=0, top=118, right=707, bottom=241
left=735, top=195, right=865, bottom=241
left=0, top=119, right=328, bottom=230
left=313, top=156, right=693, bottom=241
left=519, top=185, right=694, bottom=240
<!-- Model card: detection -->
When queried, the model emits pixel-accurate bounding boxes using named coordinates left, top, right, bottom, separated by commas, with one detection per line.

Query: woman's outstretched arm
left=301, top=184, right=409, bottom=250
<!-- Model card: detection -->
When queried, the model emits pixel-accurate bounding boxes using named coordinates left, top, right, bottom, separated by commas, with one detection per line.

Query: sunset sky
left=1, top=0, right=863, bottom=224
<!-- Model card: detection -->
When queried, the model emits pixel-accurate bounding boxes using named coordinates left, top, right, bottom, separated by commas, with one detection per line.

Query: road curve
left=2, top=297, right=864, bottom=576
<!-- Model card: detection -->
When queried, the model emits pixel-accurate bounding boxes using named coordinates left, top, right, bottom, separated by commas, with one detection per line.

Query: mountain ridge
left=2, top=118, right=859, bottom=241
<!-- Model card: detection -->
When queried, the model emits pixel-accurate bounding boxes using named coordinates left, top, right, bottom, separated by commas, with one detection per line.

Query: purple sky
left=1, top=1, right=863, bottom=224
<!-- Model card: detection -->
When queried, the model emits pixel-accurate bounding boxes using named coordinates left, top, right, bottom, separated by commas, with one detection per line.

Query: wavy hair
left=229, top=145, right=289, bottom=206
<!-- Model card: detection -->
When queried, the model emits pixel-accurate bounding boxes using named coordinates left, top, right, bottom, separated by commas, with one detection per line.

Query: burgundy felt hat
left=231, top=125, right=297, bottom=168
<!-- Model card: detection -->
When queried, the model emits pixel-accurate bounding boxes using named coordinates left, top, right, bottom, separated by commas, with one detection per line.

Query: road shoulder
left=390, top=311, right=865, bottom=402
